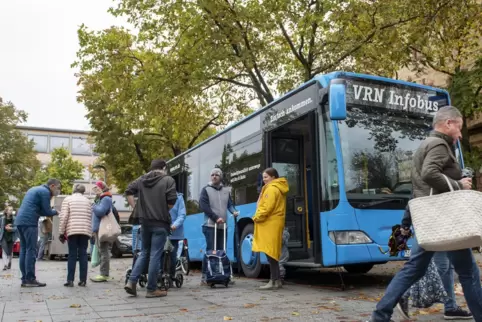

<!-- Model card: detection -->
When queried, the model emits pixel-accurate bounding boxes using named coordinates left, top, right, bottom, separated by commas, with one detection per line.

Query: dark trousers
left=267, top=255, right=280, bottom=281
left=202, top=226, right=227, bottom=252
left=17, top=226, right=38, bottom=282
left=67, top=234, right=89, bottom=282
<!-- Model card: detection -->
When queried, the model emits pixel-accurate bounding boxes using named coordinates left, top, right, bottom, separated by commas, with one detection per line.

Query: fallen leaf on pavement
left=179, top=308, right=188, bottom=312
left=223, top=316, right=233, bottom=320
left=70, top=304, right=81, bottom=308
left=292, top=311, right=300, bottom=316
left=244, top=303, right=257, bottom=308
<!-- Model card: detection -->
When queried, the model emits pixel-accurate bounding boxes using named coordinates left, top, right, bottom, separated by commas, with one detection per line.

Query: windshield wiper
left=358, top=198, right=404, bottom=209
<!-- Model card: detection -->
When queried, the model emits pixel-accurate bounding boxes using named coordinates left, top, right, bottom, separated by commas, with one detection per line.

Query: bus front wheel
left=239, top=223, right=262, bottom=278
left=343, top=264, right=374, bottom=274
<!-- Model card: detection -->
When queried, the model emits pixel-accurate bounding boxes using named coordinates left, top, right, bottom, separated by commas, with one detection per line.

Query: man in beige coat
left=59, top=184, right=92, bottom=287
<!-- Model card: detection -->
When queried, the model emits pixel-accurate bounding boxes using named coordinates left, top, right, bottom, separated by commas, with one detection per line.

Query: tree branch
left=408, top=45, right=456, bottom=76
left=211, top=76, right=258, bottom=90
left=278, top=22, right=307, bottom=68
left=313, top=0, right=454, bottom=75
left=187, top=113, right=221, bottom=148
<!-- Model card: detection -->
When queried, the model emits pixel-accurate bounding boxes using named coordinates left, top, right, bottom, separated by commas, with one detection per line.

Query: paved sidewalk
left=0, top=257, right=474, bottom=321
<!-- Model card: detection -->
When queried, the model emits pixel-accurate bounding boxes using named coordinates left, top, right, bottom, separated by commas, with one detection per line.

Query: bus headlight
left=329, top=231, right=372, bottom=244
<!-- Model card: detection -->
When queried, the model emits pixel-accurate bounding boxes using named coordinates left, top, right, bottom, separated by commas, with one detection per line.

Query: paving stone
left=1, top=255, right=478, bottom=322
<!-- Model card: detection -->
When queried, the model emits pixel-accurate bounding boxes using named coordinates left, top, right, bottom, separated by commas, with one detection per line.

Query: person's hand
left=5, top=224, right=12, bottom=232
left=400, top=227, right=411, bottom=236
left=233, top=211, right=239, bottom=217
left=216, top=218, right=224, bottom=224
left=459, top=177, right=472, bottom=190
left=171, top=225, right=176, bottom=231
left=59, top=235, right=66, bottom=244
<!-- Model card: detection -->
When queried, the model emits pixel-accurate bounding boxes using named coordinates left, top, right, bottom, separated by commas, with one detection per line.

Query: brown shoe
left=124, top=281, right=137, bottom=297
left=146, top=289, right=167, bottom=298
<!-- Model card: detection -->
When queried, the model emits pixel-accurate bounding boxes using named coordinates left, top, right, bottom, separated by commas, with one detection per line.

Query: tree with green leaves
left=75, top=0, right=462, bottom=191
left=401, top=0, right=481, bottom=170
left=73, top=25, right=246, bottom=191
left=0, top=97, right=40, bottom=206
left=110, top=0, right=458, bottom=102
left=32, top=148, right=84, bottom=195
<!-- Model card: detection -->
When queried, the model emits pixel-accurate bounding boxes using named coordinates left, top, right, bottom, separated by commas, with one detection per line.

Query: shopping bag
left=409, top=174, right=482, bottom=251
left=91, top=244, right=100, bottom=268
left=99, top=211, right=121, bottom=243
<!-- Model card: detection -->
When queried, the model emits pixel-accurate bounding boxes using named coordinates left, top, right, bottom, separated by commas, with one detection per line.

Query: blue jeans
left=433, top=252, right=457, bottom=311
left=201, top=226, right=226, bottom=280
left=372, top=237, right=482, bottom=321
left=67, top=235, right=89, bottom=282
left=160, top=239, right=179, bottom=277
left=129, top=226, right=168, bottom=291
left=17, top=226, right=38, bottom=282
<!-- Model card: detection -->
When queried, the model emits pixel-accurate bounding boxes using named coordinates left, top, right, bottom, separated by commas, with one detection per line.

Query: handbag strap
left=429, top=174, right=458, bottom=195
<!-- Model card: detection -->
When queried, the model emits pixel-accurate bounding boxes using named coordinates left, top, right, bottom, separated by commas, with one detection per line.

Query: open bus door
left=264, top=112, right=322, bottom=263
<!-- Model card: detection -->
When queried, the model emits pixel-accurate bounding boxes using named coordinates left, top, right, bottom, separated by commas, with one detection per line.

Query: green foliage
left=402, top=0, right=481, bottom=174
left=74, top=0, right=470, bottom=190
left=33, top=148, right=84, bottom=195
left=0, top=97, right=40, bottom=207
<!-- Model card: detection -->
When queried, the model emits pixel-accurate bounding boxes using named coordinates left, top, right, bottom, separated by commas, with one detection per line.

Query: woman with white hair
left=59, top=184, right=92, bottom=287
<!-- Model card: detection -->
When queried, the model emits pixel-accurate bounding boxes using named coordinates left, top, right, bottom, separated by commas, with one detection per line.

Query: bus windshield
left=338, top=104, right=433, bottom=209
left=335, top=77, right=450, bottom=210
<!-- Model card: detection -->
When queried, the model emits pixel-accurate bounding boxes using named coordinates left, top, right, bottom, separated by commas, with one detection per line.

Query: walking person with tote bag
left=368, top=106, right=482, bottom=322
left=90, top=181, right=113, bottom=283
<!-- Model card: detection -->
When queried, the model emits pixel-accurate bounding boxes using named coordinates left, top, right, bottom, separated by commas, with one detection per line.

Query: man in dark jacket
left=15, top=179, right=61, bottom=287
left=124, top=159, right=177, bottom=298
left=369, top=106, right=482, bottom=322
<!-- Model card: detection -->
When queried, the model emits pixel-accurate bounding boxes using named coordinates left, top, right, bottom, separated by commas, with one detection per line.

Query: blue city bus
left=166, top=71, right=460, bottom=278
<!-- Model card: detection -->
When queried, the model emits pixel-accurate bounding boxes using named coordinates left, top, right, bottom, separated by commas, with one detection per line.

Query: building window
left=50, top=136, right=70, bottom=152
left=72, top=137, right=92, bottom=155
left=28, top=134, right=48, bottom=153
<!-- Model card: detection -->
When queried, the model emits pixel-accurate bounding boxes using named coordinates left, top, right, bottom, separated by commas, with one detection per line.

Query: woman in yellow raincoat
left=252, top=168, right=289, bottom=290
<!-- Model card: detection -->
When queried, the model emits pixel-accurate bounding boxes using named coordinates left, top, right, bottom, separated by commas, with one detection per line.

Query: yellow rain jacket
left=252, top=178, right=289, bottom=261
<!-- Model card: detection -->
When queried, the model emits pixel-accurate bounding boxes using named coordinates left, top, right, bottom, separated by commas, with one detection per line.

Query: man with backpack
left=124, top=159, right=177, bottom=298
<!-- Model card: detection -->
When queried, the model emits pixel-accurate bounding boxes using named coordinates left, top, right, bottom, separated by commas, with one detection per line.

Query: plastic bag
left=164, top=238, right=174, bottom=252
left=91, top=244, right=100, bottom=268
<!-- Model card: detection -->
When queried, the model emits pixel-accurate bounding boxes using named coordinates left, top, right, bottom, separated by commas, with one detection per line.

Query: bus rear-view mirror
left=329, top=79, right=347, bottom=120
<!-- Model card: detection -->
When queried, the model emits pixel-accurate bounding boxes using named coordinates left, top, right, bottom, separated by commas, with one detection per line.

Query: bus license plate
left=404, top=249, right=411, bottom=257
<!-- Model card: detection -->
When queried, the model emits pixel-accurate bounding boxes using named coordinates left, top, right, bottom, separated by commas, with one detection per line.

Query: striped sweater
left=59, top=193, right=93, bottom=238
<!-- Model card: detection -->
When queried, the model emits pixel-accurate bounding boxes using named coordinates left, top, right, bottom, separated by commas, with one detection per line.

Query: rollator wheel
left=162, top=277, right=171, bottom=290
left=175, top=274, right=183, bottom=288
left=139, top=275, right=146, bottom=288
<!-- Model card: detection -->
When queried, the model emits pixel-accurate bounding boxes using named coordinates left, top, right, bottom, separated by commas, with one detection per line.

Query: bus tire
left=343, top=264, right=374, bottom=274
left=239, top=223, right=262, bottom=278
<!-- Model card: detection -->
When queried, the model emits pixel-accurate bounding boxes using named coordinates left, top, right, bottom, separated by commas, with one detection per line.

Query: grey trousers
left=94, top=233, right=111, bottom=277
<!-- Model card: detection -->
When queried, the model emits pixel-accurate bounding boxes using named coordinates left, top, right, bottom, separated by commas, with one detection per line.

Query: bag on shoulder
left=409, top=174, right=482, bottom=251
left=99, top=211, right=121, bottom=243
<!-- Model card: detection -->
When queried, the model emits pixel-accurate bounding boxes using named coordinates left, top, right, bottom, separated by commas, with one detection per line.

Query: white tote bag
left=409, top=175, right=482, bottom=251
left=98, top=211, right=121, bottom=243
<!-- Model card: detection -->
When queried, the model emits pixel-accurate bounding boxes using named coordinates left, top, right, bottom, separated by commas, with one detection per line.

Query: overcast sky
left=0, top=0, right=128, bottom=131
